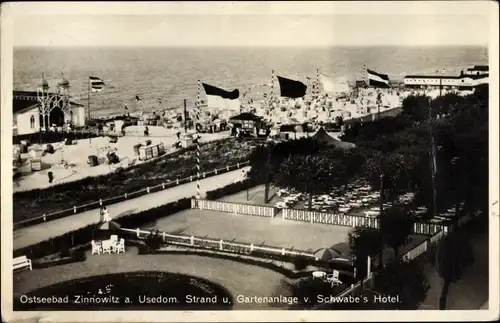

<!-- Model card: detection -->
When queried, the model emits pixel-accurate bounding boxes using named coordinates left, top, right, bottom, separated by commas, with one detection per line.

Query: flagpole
left=429, top=94, right=437, bottom=219
left=196, top=80, right=201, bottom=200
left=88, top=78, right=92, bottom=145
left=270, top=70, right=275, bottom=115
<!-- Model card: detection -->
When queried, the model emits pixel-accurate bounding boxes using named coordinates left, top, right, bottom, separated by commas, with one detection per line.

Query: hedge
left=13, top=197, right=192, bottom=259
left=13, top=130, right=101, bottom=145
left=205, top=178, right=256, bottom=200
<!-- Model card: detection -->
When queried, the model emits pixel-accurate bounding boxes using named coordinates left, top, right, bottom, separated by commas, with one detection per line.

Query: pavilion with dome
left=13, top=74, right=86, bottom=136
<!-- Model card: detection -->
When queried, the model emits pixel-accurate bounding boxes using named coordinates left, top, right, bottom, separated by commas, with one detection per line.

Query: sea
left=13, top=46, right=488, bottom=117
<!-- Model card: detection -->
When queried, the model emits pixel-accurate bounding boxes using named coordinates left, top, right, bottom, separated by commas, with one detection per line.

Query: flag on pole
left=367, top=69, right=390, bottom=88
left=202, top=83, right=240, bottom=111
left=136, top=95, right=142, bottom=102
left=89, top=76, right=105, bottom=92
left=276, top=76, right=307, bottom=98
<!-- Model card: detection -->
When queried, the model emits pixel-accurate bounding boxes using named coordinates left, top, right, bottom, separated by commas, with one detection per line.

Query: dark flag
left=277, top=76, right=307, bottom=98
left=202, top=83, right=240, bottom=111
left=136, top=95, right=142, bottom=101
left=367, top=69, right=390, bottom=88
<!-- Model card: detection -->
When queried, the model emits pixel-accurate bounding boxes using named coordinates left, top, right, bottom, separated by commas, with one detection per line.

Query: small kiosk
left=138, top=142, right=165, bottom=161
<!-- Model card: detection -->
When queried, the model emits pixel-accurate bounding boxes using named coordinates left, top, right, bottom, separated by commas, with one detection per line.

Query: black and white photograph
left=1, top=1, right=499, bottom=322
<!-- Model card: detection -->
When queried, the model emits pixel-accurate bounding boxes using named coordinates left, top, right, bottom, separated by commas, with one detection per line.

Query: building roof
left=280, top=124, right=301, bottom=132
left=404, top=74, right=488, bottom=80
left=229, top=112, right=262, bottom=122
left=468, top=65, right=489, bottom=71
left=312, top=127, right=356, bottom=149
left=13, top=90, right=83, bottom=114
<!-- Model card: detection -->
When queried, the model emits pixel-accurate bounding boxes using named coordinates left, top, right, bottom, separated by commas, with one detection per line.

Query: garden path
left=14, top=167, right=249, bottom=250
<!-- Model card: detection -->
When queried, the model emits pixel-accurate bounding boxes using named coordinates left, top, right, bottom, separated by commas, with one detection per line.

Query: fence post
left=43, top=214, right=46, bottom=222
left=250, top=243, right=254, bottom=252
left=281, top=248, right=286, bottom=256
left=237, top=163, right=240, bottom=168
left=215, top=169, right=218, bottom=175
left=163, top=232, right=166, bottom=242
left=176, top=179, right=179, bottom=185
left=190, top=236, right=194, bottom=246
left=99, top=199, right=103, bottom=206
left=203, top=172, right=206, bottom=178
left=162, top=183, right=165, bottom=189
left=226, top=166, right=229, bottom=171
left=310, top=213, right=314, bottom=223
left=124, top=192, right=127, bottom=199
left=136, top=228, right=140, bottom=238
left=73, top=206, right=77, bottom=214
left=147, top=187, right=150, bottom=194
left=219, top=239, right=224, bottom=250
left=190, top=176, right=193, bottom=182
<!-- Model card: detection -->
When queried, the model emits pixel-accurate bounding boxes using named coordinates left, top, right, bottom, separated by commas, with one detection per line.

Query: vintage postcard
left=1, top=1, right=499, bottom=322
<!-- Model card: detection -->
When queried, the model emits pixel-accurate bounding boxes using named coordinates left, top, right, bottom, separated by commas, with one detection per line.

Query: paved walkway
left=13, top=247, right=289, bottom=310
left=417, top=221, right=489, bottom=310
left=13, top=167, right=249, bottom=250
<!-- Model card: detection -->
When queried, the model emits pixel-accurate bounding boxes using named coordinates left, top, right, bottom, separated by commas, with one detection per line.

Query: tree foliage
left=373, top=259, right=430, bottom=309
left=379, top=204, right=415, bottom=259
left=436, top=233, right=475, bottom=309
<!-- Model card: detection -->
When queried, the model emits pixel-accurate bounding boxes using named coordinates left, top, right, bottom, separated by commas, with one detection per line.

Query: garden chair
left=102, top=240, right=113, bottom=254
left=110, top=235, right=118, bottom=242
left=113, top=238, right=125, bottom=254
left=91, top=240, right=102, bottom=255
left=326, top=270, right=342, bottom=287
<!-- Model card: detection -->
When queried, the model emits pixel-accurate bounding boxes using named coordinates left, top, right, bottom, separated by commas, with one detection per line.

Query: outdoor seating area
left=302, top=180, right=379, bottom=214
left=275, top=188, right=306, bottom=208
left=312, top=269, right=342, bottom=287
left=91, top=235, right=126, bottom=255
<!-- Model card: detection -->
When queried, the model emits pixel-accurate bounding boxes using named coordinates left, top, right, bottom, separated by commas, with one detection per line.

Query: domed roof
left=39, top=79, right=50, bottom=89
left=58, top=74, right=70, bottom=88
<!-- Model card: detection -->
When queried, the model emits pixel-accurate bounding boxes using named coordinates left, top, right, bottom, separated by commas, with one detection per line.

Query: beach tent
left=312, top=127, right=356, bottom=149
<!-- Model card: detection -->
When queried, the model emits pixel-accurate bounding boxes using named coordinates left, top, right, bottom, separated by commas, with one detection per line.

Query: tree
left=276, top=154, right=334, bottom=210
left=379, top=204, right=415, bottom=259
left=436, top=233, right=474, bottom=310
left=373, top=259, right=430, bottom=309
left=348, top=227, right=382, bottom=278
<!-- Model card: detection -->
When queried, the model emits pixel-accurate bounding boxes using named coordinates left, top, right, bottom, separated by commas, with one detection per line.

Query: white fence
left=282, top=208, right=380, bottom=228
left=192, top=199, right=278, bottom=218
left=14, top=161, right=250, bottom=228
left=120, top=227, right=316, bottom=259
left=282, top=208, right=449, bottom=235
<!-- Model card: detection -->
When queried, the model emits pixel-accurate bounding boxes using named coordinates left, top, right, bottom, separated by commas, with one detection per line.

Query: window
left=30, top=115, right=35, bottom=129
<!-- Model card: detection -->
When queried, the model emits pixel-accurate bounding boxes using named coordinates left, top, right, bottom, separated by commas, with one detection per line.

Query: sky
left=9, top=2, right=493, bottom=48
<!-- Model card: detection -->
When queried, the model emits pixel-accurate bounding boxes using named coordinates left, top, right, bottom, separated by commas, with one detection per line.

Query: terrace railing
left=192, top=199, right=278, bottom=218
left=119, top=227, right=318, bottom=259
left=314, top=228, right=446, bottom=309
left=14, top=161, right=250, bottom=229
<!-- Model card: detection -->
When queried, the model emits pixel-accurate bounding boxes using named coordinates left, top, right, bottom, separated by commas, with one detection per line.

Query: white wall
left=71, top=106, right=86, bottom=127
left=15, top=108, right=39, bottom=135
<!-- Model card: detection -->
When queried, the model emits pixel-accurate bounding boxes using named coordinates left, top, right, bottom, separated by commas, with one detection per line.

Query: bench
left=13, top=255, right=32, bottom=272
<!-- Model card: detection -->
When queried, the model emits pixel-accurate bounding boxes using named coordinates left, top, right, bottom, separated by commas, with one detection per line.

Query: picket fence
left=14, top=161, right=250, bottom=229
left=325, top=210, right=478, bottom=303
left=282, top=208, right=449, bottom=235
left=120, top=227, right=317, bottom=259
left=192, top=199, right=278, bottom=218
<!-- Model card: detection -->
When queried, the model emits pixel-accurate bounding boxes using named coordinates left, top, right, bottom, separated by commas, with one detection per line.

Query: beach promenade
left=13, top=167, right=249, bottom=250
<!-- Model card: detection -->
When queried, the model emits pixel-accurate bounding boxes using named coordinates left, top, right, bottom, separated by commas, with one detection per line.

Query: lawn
left=13, top=138, right=259, bottom=223
left=13, top=248, right=295, bottom=310
left=149, top=208, right=352, bottom=253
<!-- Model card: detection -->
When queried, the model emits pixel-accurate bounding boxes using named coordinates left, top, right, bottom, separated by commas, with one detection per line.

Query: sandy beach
left=13, top=126, right=231, bottom=192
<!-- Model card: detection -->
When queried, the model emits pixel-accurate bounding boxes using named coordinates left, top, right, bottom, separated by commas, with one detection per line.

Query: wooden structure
left=138, top=142, right=165, bottom=161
